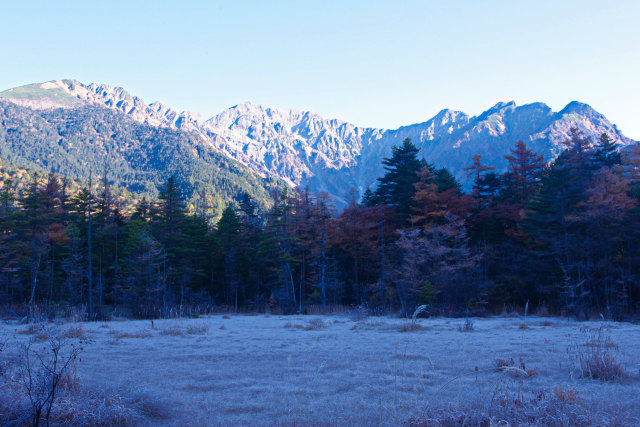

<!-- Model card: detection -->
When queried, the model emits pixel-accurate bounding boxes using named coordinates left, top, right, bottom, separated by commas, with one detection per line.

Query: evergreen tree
left=593, top=133, right=621, bottom=168
left=373, top=138, right=423, bottom=223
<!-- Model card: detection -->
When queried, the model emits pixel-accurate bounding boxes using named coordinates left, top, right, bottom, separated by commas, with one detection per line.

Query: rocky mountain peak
left=1, top=80, right=636, bottom=207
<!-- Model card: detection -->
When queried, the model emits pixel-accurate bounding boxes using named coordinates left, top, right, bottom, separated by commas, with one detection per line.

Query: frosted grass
left=2, top=315, right=639, bottom=426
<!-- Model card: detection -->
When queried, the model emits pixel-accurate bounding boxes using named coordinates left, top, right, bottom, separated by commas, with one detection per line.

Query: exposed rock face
left=1, top=80, right=635, bottom=206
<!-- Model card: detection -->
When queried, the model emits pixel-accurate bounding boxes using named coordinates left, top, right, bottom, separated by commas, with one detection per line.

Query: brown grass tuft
left=553, top=386, right=580, bottom=403
left=112, top=330, right=152, bottom=339
left=161, top=327, right=186, bottom=336
left=61, top=325, right=85, bottom=339
left=400, top=323, right=428, bottom=332
left=304, top=318, right=326, bottom=330
left=186, top=324, right=209, bottom=335
left=17, top=323, right=44, bottom=335
left=457, top=318, right=475, bottom=332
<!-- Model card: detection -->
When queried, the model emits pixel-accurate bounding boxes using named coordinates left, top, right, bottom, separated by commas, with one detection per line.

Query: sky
left=1, top=0, right=639, bottom=138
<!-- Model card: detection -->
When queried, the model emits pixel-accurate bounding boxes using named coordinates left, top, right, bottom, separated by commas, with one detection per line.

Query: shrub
left=14, top=331, right=85, bottom=426
left=573, top=327, right=625, bottom=382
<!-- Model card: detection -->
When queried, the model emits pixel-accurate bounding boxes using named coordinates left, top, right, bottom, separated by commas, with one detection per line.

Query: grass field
left=1, top=314, right=639, bottom=426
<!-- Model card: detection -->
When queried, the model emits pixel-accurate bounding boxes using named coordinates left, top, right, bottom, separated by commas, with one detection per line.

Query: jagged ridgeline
left=1, top=79, right=636, bottom=210
left=0, top=98, right=280, bottom=215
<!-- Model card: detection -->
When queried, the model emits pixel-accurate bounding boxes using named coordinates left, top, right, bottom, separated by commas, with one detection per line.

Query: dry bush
left=572, top=327, right=625, bottom=381
left=222, top=315, right=231, bottom=319
left=542, top=320, right=553, bottom=327
left=519, top=323, right=530, bottom=330
left=3, top=381, right=170, bottom=426
left=2, top=330, right=87, bottom=426
left=1, top=329, right=170, bottom=426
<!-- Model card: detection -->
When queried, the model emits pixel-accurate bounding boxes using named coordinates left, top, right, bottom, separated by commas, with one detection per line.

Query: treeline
left=1, top=129, right=639, bottom=319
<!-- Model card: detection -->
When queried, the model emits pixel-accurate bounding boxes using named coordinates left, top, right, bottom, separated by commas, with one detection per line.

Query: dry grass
left=17, top=323, right=45, bottom=335
left=400, top=323, right=428, bottom=332
left=161, top=327, right=186, bottom=336
left=110, top=330, right=152, bottom=339
left=492, top=357, right=538, bottom=378
left=306, top=304, right=350, bottom=316
left=411, top=387, right=592, bottom=426
left=553, top=385, right=579, bottom=403
left=61, top=325, right=85, bottom=339
left=1, top=381, right=170, bottom=426
left=2, top=315, right=638, bottom=426
left=161, top=324, right=209, bottom=336
left=348, top=305, right=369, bottom=321
left=186, top=324, right=209, bottom=335
left=457, top=318, right=475, bottom=332
left=284, top=322, right=304, bottom=329
left=304, top=318, right=326, bottom=330
left=0, top=328, right=170, bottom=426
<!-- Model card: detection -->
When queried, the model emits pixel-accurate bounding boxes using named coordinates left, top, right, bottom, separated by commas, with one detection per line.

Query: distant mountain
left=1, top=80, right=636, bottom=207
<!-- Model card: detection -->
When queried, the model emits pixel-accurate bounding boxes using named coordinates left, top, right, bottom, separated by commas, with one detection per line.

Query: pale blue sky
left=1, top=1, right=639, bottom=138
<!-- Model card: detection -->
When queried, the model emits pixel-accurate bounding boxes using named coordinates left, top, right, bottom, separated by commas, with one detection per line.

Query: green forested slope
left=0, top=100, right=280, bottom=215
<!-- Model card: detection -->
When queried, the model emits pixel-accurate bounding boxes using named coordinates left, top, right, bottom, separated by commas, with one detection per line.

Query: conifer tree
left=373, top=138, right=423, bottom=223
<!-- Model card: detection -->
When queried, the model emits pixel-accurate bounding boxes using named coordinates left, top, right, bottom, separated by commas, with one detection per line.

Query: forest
left=1, top=129, right=639, bottom=320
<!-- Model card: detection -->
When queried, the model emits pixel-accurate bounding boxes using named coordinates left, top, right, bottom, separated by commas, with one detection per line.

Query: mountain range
left=1, top=79, right=636, bottom=208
